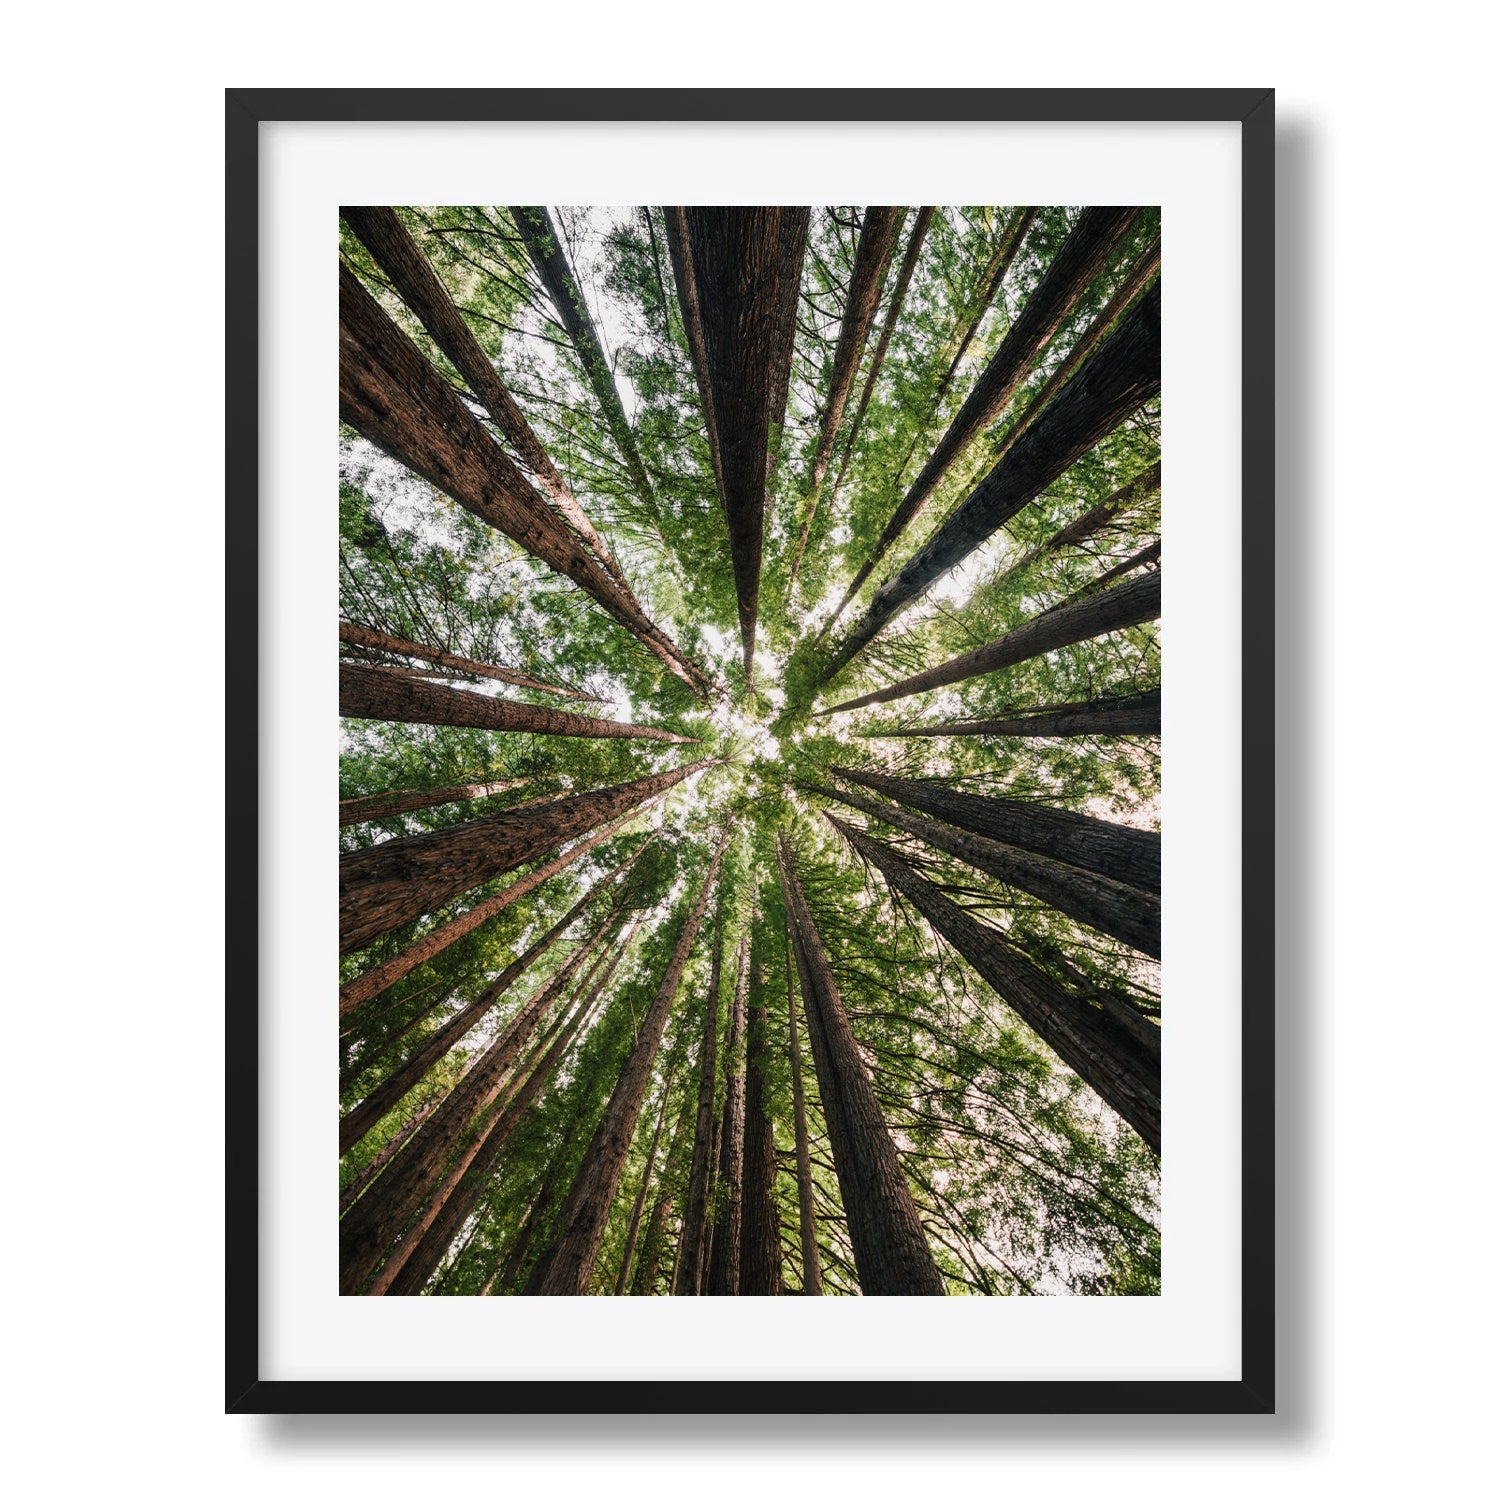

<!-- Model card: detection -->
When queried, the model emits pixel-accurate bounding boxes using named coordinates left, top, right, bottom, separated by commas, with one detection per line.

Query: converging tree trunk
left=339, top=261, right=712, bottom=696
left=823, top=568, right=1160, bottom=714
left=827, top=815, right=1160, bottom=1154
left=339, top=760, right=709, bottom=956
left=805, top=781, right=1159, bottom=959
left=739, top=934, right=784, bottom=1295
left=824, top=277, right=1161, bottom=680
left=787, top=206, right=905, bottom=586
left=875, top=687, right=1161, bottom=741
left=831, top=766, right=1159, bottom=894
left=338, top=619, right=596, bottom=699
left=612, top=1042, right=682, bottom=1295
left=670, top=207, right=809, bottom=680
left=675, top=896, right=725, bottom=1297
left=705, top=926, right=751, bottom=1295
left=530, top=823, right=736, bottom=1295
left=778, top=837, right=945, bottom=1295
left=631, top=1090, right=697, bottom=1296
left=340, top=661, right=696, bottom=742
left=340, top=776, right=536, bottom=828
left=781, top=902, right=823, bottom=1296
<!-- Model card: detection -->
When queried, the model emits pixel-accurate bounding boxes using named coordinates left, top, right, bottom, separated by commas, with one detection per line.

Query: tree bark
left=824, top=277, right=1161, bottom=679
left=338, top=619, right=596, bottom=699
left=804, top=780, right=1160, bottom=959
left=340, top=849, right=645, bottom=1155
left=705, top=926, right=751, bottom=1295
left=340, top=776, right=536, bottom=828
left=781, top=895, right=822, bottom=1296
left=340, top=661, right=695, bottom=742
left=788, top=206, right=905, bottom=586
left=777, top=836, right=945, bottom=1296
left=1086, top=539, right=1159, bottom=591
left=827, top=815, right=1160, bottom=1154
left=339, top=816, right=647, bottom=1018
left=631, top=1090, right=696, bottom=1296
left=824, top=567, right=1160, bottom=714
left=674, top=896, right=725, bottom=1297
left=338, top=1097, right=438, bottom=1215
left=340, top=206, right=630, bottom=588
left=612, top=1044, right=680, bottom=1295
left=875, top=687, right=1161, bottom=740
left=340, top=904, right=622, bottom=1293
left=672, top=207, right=809, bottom=680
left=509, top=206, right=664, bottom=533
left=530, top=823, right=735, bottom=1294
left=340, top=260, right=712, bottom=697
left=831, top=765, right=1159, bottom=894
left=381, top=922, right=634, bottom=1295
left=738, top=935, right=784, bottom=1295
left=339, top=759, right=708, bottom=957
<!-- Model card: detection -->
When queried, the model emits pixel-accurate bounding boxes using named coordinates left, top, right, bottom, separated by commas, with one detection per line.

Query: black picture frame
left=226, top=86, right=1275, bottom=1416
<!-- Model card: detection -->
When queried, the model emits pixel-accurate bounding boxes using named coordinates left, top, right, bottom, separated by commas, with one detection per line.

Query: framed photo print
left=227, top=87, right=1274, bottom=1412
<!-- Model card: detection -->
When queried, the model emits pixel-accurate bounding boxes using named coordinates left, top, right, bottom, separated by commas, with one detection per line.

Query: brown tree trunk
left=339, top=759, right=709, bottom=957
left=339, top=816, right=648, bottom=1017
left=612, top=1045, right=680, bottom=1295
left=777, top=836, right=945, bottom=1296
left=787, top=206, right=905, bottom=586
left=994, top=461, right=1161, bottom=588
left=530, top=824, right=735, bottom=1295
left=738, top=935, right=784, bottom=1295
left=780, top=893, right=822, bottom=1295
left=671, top=207, right=809, bottom=680
left=339, top=908, right=623, bottom=1293
left=509, top=206, right=664, bottom=534
left=674, top=896, right=725, bottom=1297
left=338, top=619, right=596, bottom=699
left=340, top=850, right=644, bottom=1155
left=340, top=206, right=630, bottom=588
left=1086, top=539, right=1160, bottom=591
left=340, top=661, right=696, bottom=743
left=824, top=568, right=1160, bottom=714
left=824, top=277, right=1160, bottom=679
left=631, top=1090, right=696, bottom=1296
left=805, top=780, right=1160, bottom=959
left=876, top=687, right=1161, bottom=741
left=340, top=261, right=712, bottom=696
left=381, top=923, right=634, bottom=1296
left=340, top=776, right=536, bottom=828
left=831, top=765, right=1159, bottom=894
left=827, top=815, right=1160, bottom=1154
left=705, top=927, right=751, bottom=1295
left=990, top=235, right=1161, bottom=467
left=338, top=1097, right=438, bottom=1215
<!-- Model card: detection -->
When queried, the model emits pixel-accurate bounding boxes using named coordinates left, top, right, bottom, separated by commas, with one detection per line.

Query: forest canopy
left=337, top=202, right=1162, bottom=1297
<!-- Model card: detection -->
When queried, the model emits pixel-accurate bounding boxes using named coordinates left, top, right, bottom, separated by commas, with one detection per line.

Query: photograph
left=335, top=201, right=1164, bottom=1299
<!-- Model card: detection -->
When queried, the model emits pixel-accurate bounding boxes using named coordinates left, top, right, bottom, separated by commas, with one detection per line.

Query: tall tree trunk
left=803, top=781, right=1160, bottom=959
left=338, top=1097, right=438, bottom=1215
left=530, top=824, right=735, bottom=1295
left=738, top=934, right=784, bottom=1295
left=827, top=815, right=1160, bottom=1154
left=339, top=261, right=712, bottom=697
left=781, top=898, right=822, bottom=1296
left=508, top=206, right=664, bottom=536
left=824, top=568, right=1161, bottom=714
left=824, top=277, right=1161, bottom=680
left=339, top=907, right=623, bottom=1293
left=989, top=234, right=1161, bottom=468
left=831, top=766, right=1159, bottom=893
left=675, top=896, right=725, bottom=1297
left=339, top=759, right=709, bottom=956
left=874, top=687, right=1161, bottom=740
left=705, top=927, right=751, bottom=1295
left=827, top=207, right=936, bottom=513
left=339, top=816, right=648, bottom=1017
left=340, top=661, right=696, bottom=742
left=340, top=850, right=644, bottom=1155
left=612, top=1044, right=681, bottom=1295
left=338, top=619, right=596, bottom=699
left=1086, top=539, right=1160, bottom=591
left=631, top=1090, right=696, bottom=1295
left=340, top=776, right=536, bottom=828
left=381, top=923, right=634, bottom=1295
left=787, top=206, right=905, bottom=587
left=993, top=461, right=1161, bottom=588
left=777, top=836, right=945, bottom=1296
left=670, top=207, right=809, bottom=681
left=340, top=206, right=631, bottom=588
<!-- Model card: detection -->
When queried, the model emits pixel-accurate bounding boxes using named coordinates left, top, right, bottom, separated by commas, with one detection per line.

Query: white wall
left=3, top=5, right=1492, bottom=1497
